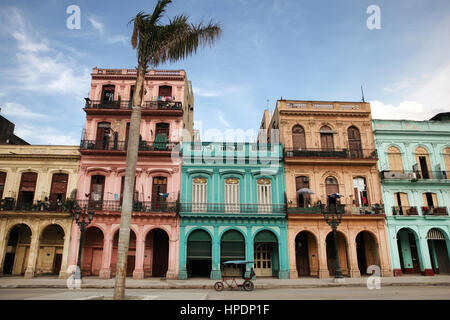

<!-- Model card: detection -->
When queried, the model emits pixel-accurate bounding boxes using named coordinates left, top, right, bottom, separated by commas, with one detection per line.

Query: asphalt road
left=0, top=286, right=449, bottom=300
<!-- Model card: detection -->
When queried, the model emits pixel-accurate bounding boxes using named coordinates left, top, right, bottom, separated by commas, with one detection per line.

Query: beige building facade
left=0, top=145, right=80, bottom=278
left=259, top=100, right=393, bottom=278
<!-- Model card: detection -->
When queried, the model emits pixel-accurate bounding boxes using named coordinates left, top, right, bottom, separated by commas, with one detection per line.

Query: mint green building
left=178, top=142, right=289, bottom=279
left=372, top=115, right=450, bottom=276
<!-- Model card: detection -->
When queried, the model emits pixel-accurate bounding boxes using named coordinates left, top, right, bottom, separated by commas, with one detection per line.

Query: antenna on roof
left=361, top=85, right=365, bottom=102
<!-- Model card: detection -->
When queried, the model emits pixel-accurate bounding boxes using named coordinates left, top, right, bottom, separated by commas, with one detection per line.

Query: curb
left=1, top=282, right=449, bottom=290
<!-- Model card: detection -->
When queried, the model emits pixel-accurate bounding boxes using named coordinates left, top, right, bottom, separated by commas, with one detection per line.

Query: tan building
left=259, top=100, right=393, bottom=278
left=0, top=145, right=80, bottom=278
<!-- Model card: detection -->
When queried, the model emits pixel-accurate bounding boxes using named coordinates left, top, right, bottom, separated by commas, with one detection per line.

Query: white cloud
left=88, top=15, right=127, bottom=45
left=1, top=102, right=47, bottom=119
left=0, top=7, right=90, bottom=98
left=88, top=16, right=104, bottom=34
left=14, top=124, right=78, bottom=145
left=216, top=110, right=231, bottom=128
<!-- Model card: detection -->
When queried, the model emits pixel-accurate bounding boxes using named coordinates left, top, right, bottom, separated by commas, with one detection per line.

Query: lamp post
left=71, top=204, right=94, bottom=280
left=323, top=194, right=344, bottom=282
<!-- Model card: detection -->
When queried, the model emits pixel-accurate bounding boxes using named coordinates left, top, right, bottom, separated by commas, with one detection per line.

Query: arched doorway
left=326, top=231, right=349, bottom=276
left=81, top=227, right=104, bottom=276
left=427, top=228, right=450, bottom=274
left=111, top=229, right=136, bottom=277
left=37, top=225, right=65, bottom=275
left=186, top=229, right=212, bottom=278
left=2, top=224, right=32, bottom=275
left=221, top=230, right=245, bottom=276
left=396, top=228, right=421, bottom=274
left=356, top=231, right=379, bottom=275
left=254, top=230, right=279, bottom=277
left=144, top=228, right=169, bottom=278
left=295, top=231, right=318, bottom=277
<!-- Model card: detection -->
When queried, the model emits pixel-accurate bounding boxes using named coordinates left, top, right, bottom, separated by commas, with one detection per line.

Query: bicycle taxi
left=214, top=260, right=256, bottom=291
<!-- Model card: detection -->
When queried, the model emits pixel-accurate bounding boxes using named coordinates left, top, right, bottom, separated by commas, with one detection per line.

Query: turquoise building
left=372, top=116, right=450, bottom=276
left=178, top=142, right=289, bottom=279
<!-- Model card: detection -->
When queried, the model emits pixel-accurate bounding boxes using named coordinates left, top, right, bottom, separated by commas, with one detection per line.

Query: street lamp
left=71, top=204, right=95, bottom=280
left=323, top=194, right=344, bottom=282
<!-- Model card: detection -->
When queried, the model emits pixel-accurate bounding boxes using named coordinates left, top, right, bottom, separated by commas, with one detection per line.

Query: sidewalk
left=1, top=275, right=449, bottom=289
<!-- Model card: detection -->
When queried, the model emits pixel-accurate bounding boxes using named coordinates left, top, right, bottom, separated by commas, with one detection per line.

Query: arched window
left=393, top=192, right=411, bottom=215
left=225, top=178, right=240, bottom=213
left=348, top=126, right=362, bottom=158
left=192, top=177, right=207, bottom=212
left=0, top=171, right=6, bottom=199
left=325, top=176, right=339, bottom=196
left=295, top=176, right=310, bottom=208
left=443, top=147, right=450, bottom=175
left=257, top=178, right=272, bottom=213
left=292, top=125, right=306, bottom=150
left=387, top=146, right=404, bottom=172
left=415, top=147, right=432, bottom=179
left=320, top=126, right=334, bottom=150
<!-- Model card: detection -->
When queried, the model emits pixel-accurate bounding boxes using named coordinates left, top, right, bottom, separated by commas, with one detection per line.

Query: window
left=0, top=172, right=6, bottom=199
left=320, top=126, right=334, bottom=150
left=423, top=192, right=438, bottom=208
left=387, top=146, right=404, bottom=172
left=443, top=147, right=450, bottom=175
left=158, top=85, right=172, bottom=98
left=415, top=147, right=432, bottom=179
left=90, top=175, right=105, bottom=202
left=292, top=125, right=306, bottom=150
left=325, top=176, right=339, bottom=196
left=50, top=173, right=68, bottom=204
left=152, top=177, right=167, bottom=203
left=101, top=85, right=115, bottom=102
left=257, top=178, right=272, bottom=213
left=192, top=177, right=207, bottom=212
left=225, top=178, right=240, bottom=213
left=353, top=177, right=369, bottom=206
left=348, top=126, right=362, bottom=158
left=295, top=176, right=310, bottom=208
left=394, top=192, right=410, bottom=215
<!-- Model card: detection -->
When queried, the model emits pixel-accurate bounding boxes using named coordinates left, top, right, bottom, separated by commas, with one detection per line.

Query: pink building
left=67, top=68, right=194, bottom=279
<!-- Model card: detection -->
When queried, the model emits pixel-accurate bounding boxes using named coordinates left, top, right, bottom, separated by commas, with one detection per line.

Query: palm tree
left=114, top=0, right=221, bottom=300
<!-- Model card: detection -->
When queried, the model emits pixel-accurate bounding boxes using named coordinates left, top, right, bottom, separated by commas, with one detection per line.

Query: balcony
left=0, top=198, right=74, bottom=212
left=392, top=206, right=419, bottom=216
left=381, top=170, right=449, bottom=180
left=179, top=203, right=286, bottom=214
left=74, top=200, right=178, bottom=213
left=287, top=204, right=384, bottom=215
left=80, top=140, right=178, bottom=155
left=421, top=206, right=448, bottom=216
left=83, top=99, right=183, bottom=116
left=284, top=148, right=377, bottom=160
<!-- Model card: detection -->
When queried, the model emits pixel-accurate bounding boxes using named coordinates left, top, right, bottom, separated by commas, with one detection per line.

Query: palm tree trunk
left=113, top=65, right=145, bottom=300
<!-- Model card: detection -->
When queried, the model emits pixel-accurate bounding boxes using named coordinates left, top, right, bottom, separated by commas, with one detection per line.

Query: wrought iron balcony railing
left=287, top=204, right=384, bottom=215
left=381, top=170, right=449, bottom=180
left=179, top=203, right=286, bottom=214
left=284, top=148, right=377, bottom=159
left=73, top=200, right=178, bottom=213
left=421, top=206, right=448, bottom=216
left=80, top=140, right=178, bottom=152
left=0, top=198, right=74, bottom=212
left=84, top=99, right=182, bottom=111
left=392, top=206, right=419, bottom=216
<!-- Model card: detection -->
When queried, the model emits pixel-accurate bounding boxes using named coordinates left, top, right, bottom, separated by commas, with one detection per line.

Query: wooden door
left=158, top=85, right=172, bottom=97
left=321, top=133, right=334, bottom=151
left=91, top=249, right=103, bottom=276
left=53, top=253, right=62, bottom=274
left=0, top=171, right=6, bottom=199
left=152, top=229, right=169, bottom=277
left=90, top=175, right=105, bottom=209
left=292, top=125, right=306, bottom=150
left=254, top=243, right=273, bottom=277
left=296, top=234, right=310, bottom=277
left=152, top=177, right=167, bottom=204
left=419, top=156, right=430, bottom=179
left=49, top=173, right=68, bottom=205
left=17, top=172, right=37, bottom=209
left=348, top=126, right=362, bottom=157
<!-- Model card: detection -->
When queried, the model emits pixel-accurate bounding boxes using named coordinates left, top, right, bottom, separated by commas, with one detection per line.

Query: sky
left=0, top=0, right=449, bottom=145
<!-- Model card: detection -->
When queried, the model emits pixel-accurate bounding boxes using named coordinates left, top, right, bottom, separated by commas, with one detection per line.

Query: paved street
left=0, top=285, right=449, bottom=300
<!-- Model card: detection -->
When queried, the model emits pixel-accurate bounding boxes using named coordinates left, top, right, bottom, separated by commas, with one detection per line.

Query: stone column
left=288, top=231, right=298, bottom=279
left=59, top=231, right=72, bottom=279
left=133, top=236, right=145, bottom=279
left=278, top=226, right=290, bottom=279
left=166, top=239, right=178, bottom=279
left=244, top=231, right=254, bottom=278
left=347, top=232, right=361, bottom=278
left=210, top=239, right=221, bottom=280
left=0, top=221, right=7, bottom=274
left=177, top=226, right=188, bottom=280
left=24, top=227, right=40, bottom=279
left=99, top=235, right=113, bottom=279
left=318, top=231, right=329, bottom=278
left=417, top=235, right=434, bottom=276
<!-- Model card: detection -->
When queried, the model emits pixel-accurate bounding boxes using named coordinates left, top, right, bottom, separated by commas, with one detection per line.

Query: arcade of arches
left=0, top=218, right=73, bottom=279
left=68, top=218, right=179, bottom=279
left=181, top=228, right=288, bottom=279
left=287, top=218, right=393, bottom=278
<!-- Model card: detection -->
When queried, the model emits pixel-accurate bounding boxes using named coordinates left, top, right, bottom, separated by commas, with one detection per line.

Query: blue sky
left=0, top=0, right=449, bottom=144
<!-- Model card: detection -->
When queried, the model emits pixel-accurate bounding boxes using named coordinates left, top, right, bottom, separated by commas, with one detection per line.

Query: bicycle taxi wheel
left=243, top=280, right=254, bottom=291
left=214, top=281, right=224, bottom=291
